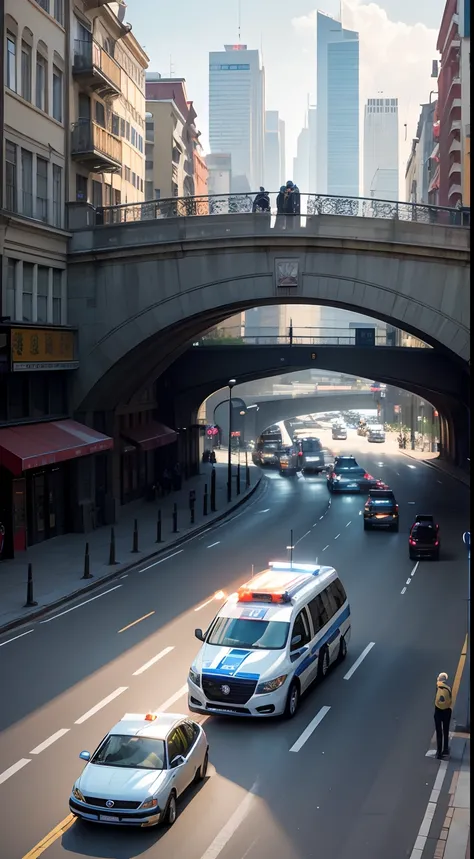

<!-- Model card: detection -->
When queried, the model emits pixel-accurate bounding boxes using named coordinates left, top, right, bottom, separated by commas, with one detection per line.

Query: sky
left=124, top=0, right=446, bottom=194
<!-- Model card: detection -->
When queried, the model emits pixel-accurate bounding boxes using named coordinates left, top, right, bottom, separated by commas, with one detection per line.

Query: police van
left=188, top=563, right=350, bottom=719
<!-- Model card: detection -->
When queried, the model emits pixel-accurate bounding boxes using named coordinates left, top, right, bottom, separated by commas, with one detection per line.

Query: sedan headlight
left=72, top=786, right=86, bottom=802
left=189, top=667, right=201, bottom=687
left=140, top=797, right=160, bottom=810
left=256, top=674, right=288, bottom=694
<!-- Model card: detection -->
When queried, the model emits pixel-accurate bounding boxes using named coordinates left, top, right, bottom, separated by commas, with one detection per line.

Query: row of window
left=123, top=167, right=144, bottom=193
left=35, top=0, right=64, bottom=27
left=0, top=372, right=68, bottom=425
left=92, top=100, right=144, bottom=153
left=4, top=259, right=64, bottom=326
left=291, top=580, right=347, bottom=650
left=6, top=31, right=64, bottom=122
left=5, top=140, right=63, bottom=227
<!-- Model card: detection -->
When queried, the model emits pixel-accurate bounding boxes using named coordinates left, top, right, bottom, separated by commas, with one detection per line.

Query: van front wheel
left=284, top=680, right=300, bottom=719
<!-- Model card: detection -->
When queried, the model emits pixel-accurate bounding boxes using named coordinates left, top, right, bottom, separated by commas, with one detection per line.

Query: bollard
left=245, top=451, right=250, bottom=488
left=189, top=489, right=196, bottom=526
left=210, top=467, right=217, bottom=513
left=131, top=519, right=139, bottom=553
left=156, top=509, right=163, bottom=543
left=172, top=502, right=178, bottom=533
left=203, top=483, right=208, bottom=516
left=108, top=527, right=118, bottom=565
left=24, top=562, right=38, bottom=607
left=190, top=502, right=195, bottom=525
left=82, top=542, right=92, bottom=579
left=236, top=462, right=241, bottom=495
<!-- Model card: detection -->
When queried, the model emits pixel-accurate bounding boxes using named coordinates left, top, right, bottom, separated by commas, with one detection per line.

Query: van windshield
left=301, top=439, right=322, bottom=452
left=206, top=616, right=290, bottom=650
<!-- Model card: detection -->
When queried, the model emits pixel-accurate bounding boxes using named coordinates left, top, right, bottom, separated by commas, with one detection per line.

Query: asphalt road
left=0, top=431, right=469, bottom=859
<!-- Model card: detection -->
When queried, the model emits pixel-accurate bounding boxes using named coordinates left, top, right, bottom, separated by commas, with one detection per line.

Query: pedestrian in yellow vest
left=434, top=672, right=452, bottom=759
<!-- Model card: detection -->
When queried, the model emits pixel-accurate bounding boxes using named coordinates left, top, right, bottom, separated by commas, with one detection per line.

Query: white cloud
left=292, top=1, right=439, bottom=199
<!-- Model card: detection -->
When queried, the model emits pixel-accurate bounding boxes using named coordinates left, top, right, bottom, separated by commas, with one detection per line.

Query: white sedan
left=70, top=712, right=209, bottom=828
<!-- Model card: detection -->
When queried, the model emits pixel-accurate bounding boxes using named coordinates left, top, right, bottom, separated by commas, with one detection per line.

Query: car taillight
left=364, top=472, right=373, bottom=480
left=434, top=540, right=439, bottom=546
left=330, top=472, right=336, bottom=478
left=298, top=451, right=303, bottom=456
left=409, top=538, right=416, bottom=545
left=395, top=504, right=399, bottom=511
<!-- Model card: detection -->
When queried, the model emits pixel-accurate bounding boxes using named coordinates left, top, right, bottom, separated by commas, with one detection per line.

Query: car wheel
left=284, top=680, right=300, bottom=719
left=317, top=647, right=330, bottom=680
left=337, top=635, right=347, bottom=663
left=164, top=792, right=177, bottom=826
left=195, top=750, right=209, bottom=782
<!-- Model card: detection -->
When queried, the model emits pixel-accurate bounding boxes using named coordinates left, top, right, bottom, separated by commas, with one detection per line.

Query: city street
left=0, top=432, right=469, bottom=859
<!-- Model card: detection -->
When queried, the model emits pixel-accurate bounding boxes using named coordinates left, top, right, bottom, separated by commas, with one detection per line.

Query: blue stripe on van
left=295, top=604, right=350, bottom=678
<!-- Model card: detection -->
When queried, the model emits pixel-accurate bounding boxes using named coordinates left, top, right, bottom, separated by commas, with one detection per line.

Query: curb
left=400, top=451, right=470, bottom=488
left=0, top=475, right=265, bottom=637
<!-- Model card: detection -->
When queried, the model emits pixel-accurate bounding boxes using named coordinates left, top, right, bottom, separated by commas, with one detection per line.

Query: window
left=131, top=171, right=136, bottom=187
left=8, top=375, right=29, bottom=421
left=52, top=269, right=62, bottom=324
left=35, top=0, right=50, bottom=10
left=92, top=179, right=102, bottom=208
left=7, top=34, right=16, bottom=91
left=145, top=160, right=153, bottom=171
left=22, top=263, right=34, bottom=322
left=50, top=373, right=66, bottom=414
left=124, top=166, right=130, bottom=182
left=52, top=66, right=63, bottom=122
left=95, top=100, right=106, bottom=128
left=75, top=173, right=88, bottom=202
left=155, top=189, right=161, bottom=199
left=36, top=54, right=47, bottom=111
left=36, top=157, right=48, bottom=221
left=111, top=113, right=120, bottom=137
left=5, top=259, right=16, bottom=321
left=21, top=42, right=32, bottom=101
left=5, top=141, right=17, bottom=213
left=32, top=374, right=48, bottom=418
left=207, top=615, right=289, bottom=650
left=21, top=149, right=33, bottom=216
left=290, top=610, right=311, bottom=651
left=320, top=586, right=337, bottom=622
left=92, top=735, right=165, bottom=770
left=180, top=721, right=199, bottom=748
left=167, top=730, right=186, bottom=765
left=54, top=0, right=64, bottom=26
left=145, top=180, right=153, bottom=200
left=307, top=595, right=329, bottom=635
left=37, top=266, right=49, bottom=323
left=329, top=579, right=347, bottom=610
left=52, top=164, right=62, bottom=227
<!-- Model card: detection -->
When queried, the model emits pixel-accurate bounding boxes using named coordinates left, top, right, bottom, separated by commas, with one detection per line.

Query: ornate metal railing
left=90, top=192, right=470, bottom=228
left=193, top=327, right=431, bottom=348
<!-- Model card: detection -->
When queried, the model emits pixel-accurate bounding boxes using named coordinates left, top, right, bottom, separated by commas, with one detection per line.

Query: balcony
left=71, top=120, right=122, bottom=173
left=449, top=161, right=462, bottom=178
left=450, top=117, right=462, bottom=135
left=449, top=138, right=461, bottom=154
left=73, top=40, right=121, bottom=98
left=448, top=182, right=462, bottom=200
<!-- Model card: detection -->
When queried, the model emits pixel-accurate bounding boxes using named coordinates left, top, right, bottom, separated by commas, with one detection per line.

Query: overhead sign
left=11, top=328, right=77, bottom=371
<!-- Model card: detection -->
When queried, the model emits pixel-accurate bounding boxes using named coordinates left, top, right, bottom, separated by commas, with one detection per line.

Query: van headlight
left=256, top=675, right=288, bottom=694
left=189, top=668, right=201, bottom=687
left=72, top=785, right=85, bottom=802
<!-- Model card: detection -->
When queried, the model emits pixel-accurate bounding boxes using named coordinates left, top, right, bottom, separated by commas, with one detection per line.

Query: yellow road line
left=118, top=610, right=155, bottom=633
left=451, top=634, right=468, bottom=709
left=23, top=814, right=75, bottom=858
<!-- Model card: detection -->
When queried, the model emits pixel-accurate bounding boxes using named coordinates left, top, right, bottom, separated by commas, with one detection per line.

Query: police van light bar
left=238, top=589, right=292, bottom=604
left=269, top=562, right=317, bottom=573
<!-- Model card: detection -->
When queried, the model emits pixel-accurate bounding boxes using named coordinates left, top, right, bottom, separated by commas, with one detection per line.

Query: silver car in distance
left=69, top=712, right=209, bottom=828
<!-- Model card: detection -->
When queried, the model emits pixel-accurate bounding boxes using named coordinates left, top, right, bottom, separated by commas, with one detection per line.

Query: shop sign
left=11, top=328, right=78, bottom=371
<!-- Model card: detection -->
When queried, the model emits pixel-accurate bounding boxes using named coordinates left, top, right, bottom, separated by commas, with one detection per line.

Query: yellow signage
left=11, top=328, right=75, bottom=363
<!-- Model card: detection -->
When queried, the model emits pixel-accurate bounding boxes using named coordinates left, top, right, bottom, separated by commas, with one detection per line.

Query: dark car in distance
left=327, top=456, right=377, bottom=493
left=296, top=437, right=326, bottom=474
left=364, top=489, right=399, bottom=531
left=409, top=515, right=440, bottom=560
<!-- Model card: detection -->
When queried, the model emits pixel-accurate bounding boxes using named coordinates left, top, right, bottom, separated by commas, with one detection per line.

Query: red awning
left=0, top=419, right=113, bottom=476
left=122, top=421, right=177, bottom=452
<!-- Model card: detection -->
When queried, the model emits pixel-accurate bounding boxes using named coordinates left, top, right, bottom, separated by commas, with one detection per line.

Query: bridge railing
left=68, top=192, right=470, bottom=230
left=193, top=327, right=432, bottom=348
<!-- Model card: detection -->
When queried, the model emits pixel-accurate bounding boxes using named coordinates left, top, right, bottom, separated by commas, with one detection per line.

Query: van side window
left=308, top=595, right=329, bottom=635
left=291, top=610, right=311, bottom=650
left=321, top=586, right=337, bottom=620
left=330, top=579, right=347, bottom=610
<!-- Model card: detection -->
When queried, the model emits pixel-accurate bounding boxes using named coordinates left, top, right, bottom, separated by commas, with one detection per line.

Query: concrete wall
left=66, top=213, right=470, bottom=411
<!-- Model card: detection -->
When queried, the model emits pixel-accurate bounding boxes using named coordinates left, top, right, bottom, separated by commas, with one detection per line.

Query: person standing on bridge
left=434, top=672, right=452, bottom=759
left=252, top=187, right=270, bottom=213
left=276, top=186, right=286, bottom=215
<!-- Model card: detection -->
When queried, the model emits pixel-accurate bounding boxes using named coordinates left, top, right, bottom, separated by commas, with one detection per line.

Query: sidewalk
left=384, top=431, right=470, bottom=488
left=0, top=453, right=263, bottom=634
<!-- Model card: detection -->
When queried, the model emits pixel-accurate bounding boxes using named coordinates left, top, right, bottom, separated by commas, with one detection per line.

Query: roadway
left=0, top=431, right=469, bottom=859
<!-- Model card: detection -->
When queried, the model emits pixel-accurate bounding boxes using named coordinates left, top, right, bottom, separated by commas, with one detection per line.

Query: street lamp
left=227, top=379, right=236, bottom=502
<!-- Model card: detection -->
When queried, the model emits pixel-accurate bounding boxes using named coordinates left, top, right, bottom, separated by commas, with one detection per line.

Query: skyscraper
left=264, top=110, right=285, bottom=190
left=209, top=45, right=265, bottom=192
left=363, top=98, right=399, bottom=201
left=316, top=12, right=359, bottom=197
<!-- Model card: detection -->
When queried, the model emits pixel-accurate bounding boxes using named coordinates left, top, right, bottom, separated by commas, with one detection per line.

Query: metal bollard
left=190, top=502, right=195, bottom=525
left=245, top=451, right=250, bottom=488
left=210, top=467, right=217, bottom=513
left=236, top=462, right=241, bottom=495
left=82, top=542, right=92, bottom=579
left=24, top=562, right=38, bottom=607
left=172, top=502, right=178, bottom=533
left=108, top=527, right=118, bottom=565
left=156, top=509, right=163, bottom=543
left=203, top=483, right=208, bottom=516
left=131, top=519, right=139, bottom=553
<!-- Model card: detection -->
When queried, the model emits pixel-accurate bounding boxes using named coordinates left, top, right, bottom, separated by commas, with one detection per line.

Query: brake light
left=395, top=504, right=399, bottom=511
left=364, top=473, right=373, bottom=480
left=434, top=540, right=439, bottom=546
left=330, top=472, right=336, bottom=479
left=298, top=451, right=303, bottom=456
left=409, top=538, right=416, bottom=546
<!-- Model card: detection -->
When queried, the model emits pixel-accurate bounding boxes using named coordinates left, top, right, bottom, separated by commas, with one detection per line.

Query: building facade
left=433, top=0, right=462, bottom=206
left=264, top=109, right=285, bottom=191
left=209, top=44, right=265, bottom=193
left=459, top=0, right=470, bottom=204
left=405, top=101, right=437, bottom=204
left=316, top=11, right=359, bottom=197
left=363, top=97, right=399, bottom=201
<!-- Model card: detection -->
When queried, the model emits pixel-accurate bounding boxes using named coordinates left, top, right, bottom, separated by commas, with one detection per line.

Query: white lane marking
left=139, top=550, right=183, bottom=572
left=345, top=521, right=351, bottom=527
left=30, top=728, right=70, bottom=755
left=437, top=480, right=443, bottom=484
left=396, top=471, right=400, bottom=476
left=195, top=597, right=215, bottom=612
left=0, top=629, right=34, bottom=648
left=132, top=646, right=174, bottom=676
left=155, top=684, right=188, bottom=713
left=207, top=542, right=221, bottom=548
left=120, top=574, right=128, bottom=579
left=401, top=587, right=407, bottom=594
left=343, top=642, right=375, bottom=680
left=334, top=533, right=341, bottom=540
left=406, top=578, right=411, bottom=585
left=199, top=782, right=259, bottom=859
left=0, top=758, right=31, bottom=785
left=75, top=687, right=128, bottom=725
left=289, top=706, right=331, bottom=753
left=322, top=545, right=329, bottom=551
left=411, top=562, right=419, bottom=576
left=407, top=465, right=417, bottom=469
left=296, top=529, right=311, bottom=545
left=358, top=510, right=362, bottom=516
left=258, top=509, right=270, bottom=513
left=408, top=501, right=416, bottom=505
left=409, top=760, right=448, bottom=858
left=319, top=515, right=324, bottom=520
left=40, top=586, right=122, bottom=624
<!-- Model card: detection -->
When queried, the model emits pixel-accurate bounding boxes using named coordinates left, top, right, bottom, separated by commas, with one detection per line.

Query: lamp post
left=227, top=379, right=236, bottom=502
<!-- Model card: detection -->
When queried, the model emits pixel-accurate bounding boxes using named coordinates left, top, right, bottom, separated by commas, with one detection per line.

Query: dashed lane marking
left=40, top=586, right=122, bottom=624
left=0, top=629, right=34, bottom=648
left=322, top=545, right=329, bottom=551
left=345, top=521, right=351, bottom=527
left=343, top=642, right=376, bottom=680
left=132, top=646, right=174, bottom=676
left=118, top=611, right=155, bottom=634
left=401, top=587, right=407, bottom=594
left=139, top=550, right=183, bottom=572
left=154, top=684, right=188, bottom=713
left=74, top=687, right=128, bottom=725
left=289, top=706, right=331, bottom=753
left=207, top=541, right=221, bottom=548
left=0, top=758, right=31, bottom=786
left=199, top=782, right=260, bottom=859
left=334, top=533, right=341, bottom=540
left=30, top=729, right=70, bottom=756
left=401, top=562, right=419, bottom=594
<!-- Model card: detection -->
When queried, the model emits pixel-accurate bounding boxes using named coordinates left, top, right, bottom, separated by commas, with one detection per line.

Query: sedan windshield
left=335, top=464, right=362, bottom=473
left=206, top=616, right=289, bottom=650
left=91, top=735, right=166, bottom=770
